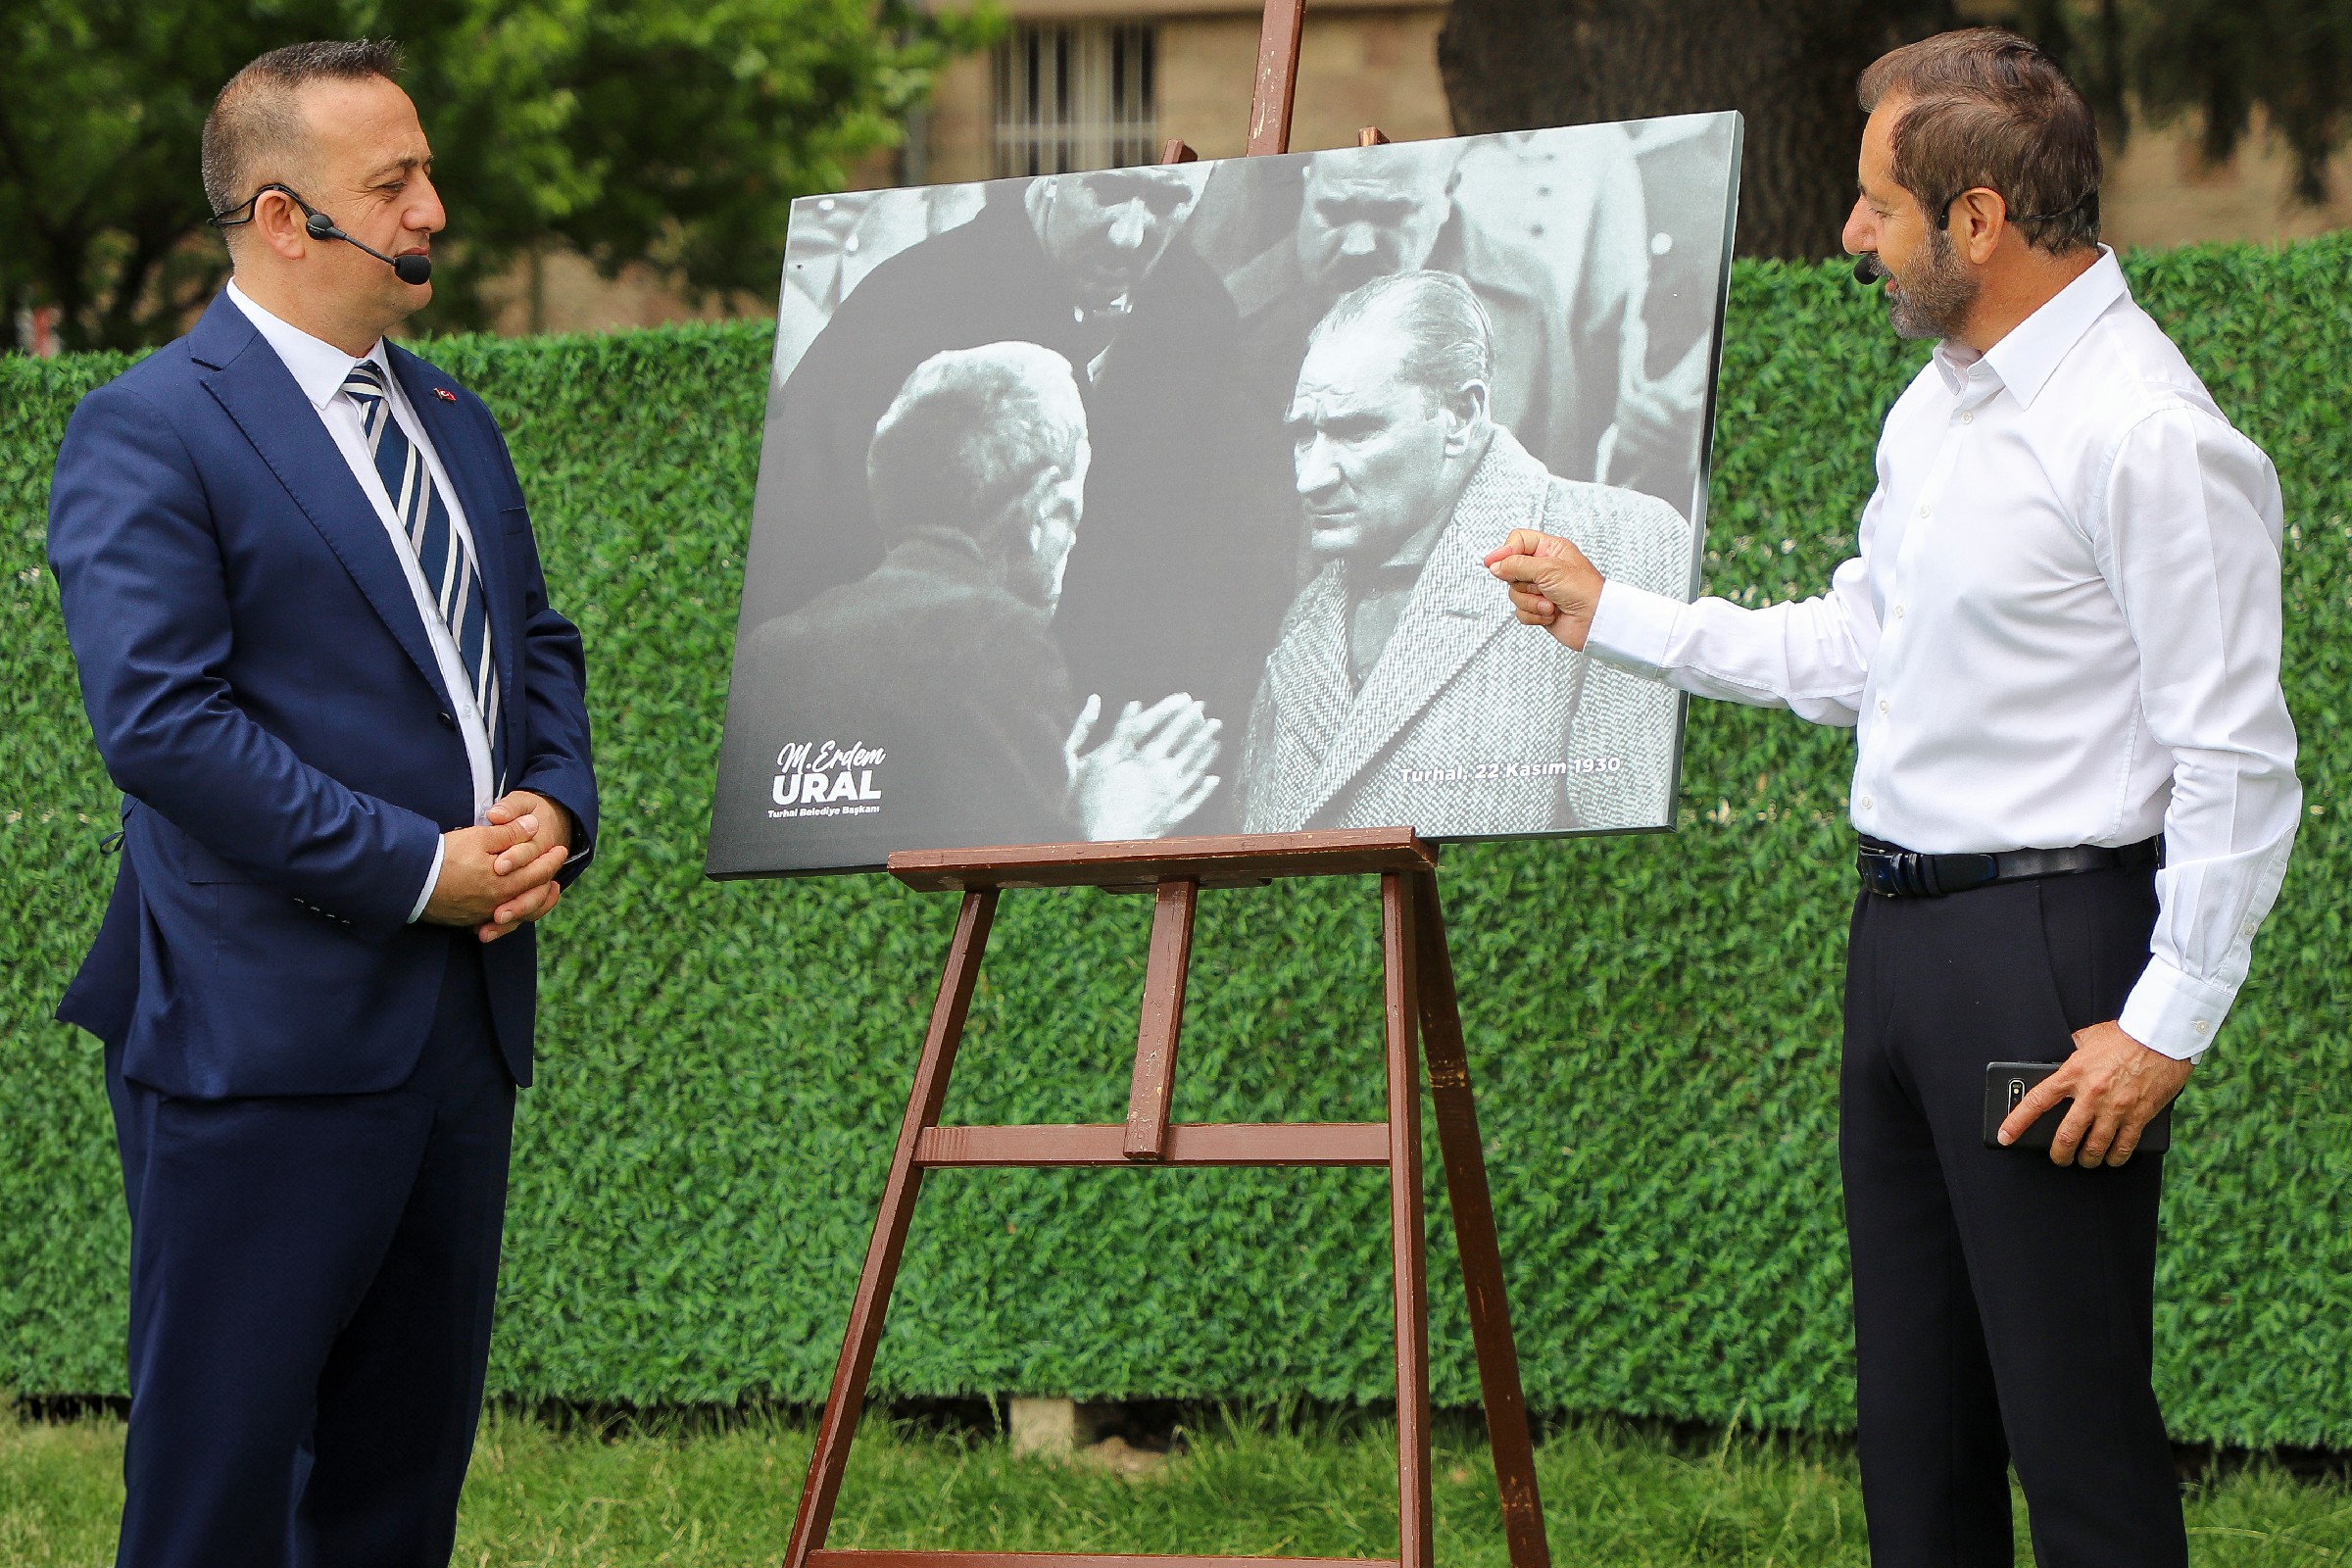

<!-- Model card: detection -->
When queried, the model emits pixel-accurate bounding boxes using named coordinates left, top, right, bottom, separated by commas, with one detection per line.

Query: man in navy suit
left=46, top=39, right=598, bottom=1566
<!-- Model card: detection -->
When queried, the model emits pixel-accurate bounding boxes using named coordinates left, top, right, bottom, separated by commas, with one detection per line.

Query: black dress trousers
left=105, top=935, right=515, bottom=1568
left=1840, top=862, right=2185, bottom=1568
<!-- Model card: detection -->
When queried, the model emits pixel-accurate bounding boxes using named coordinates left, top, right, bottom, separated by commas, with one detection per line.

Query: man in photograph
left=742, top=164, right=1277, bottom=764
left=1450, top=123, right=1701, bottom=496
left=1489, top=30, right=2299, bottom=1566
left=766, top=186, right=982, bottom=392
left=1241, top=270, right=1690, bottom=837
left=45, top=39, right=598, bottom=1564
left=713, top=343, right=1220, bottom=871
left=1219, top=136, right=1655, bottom=498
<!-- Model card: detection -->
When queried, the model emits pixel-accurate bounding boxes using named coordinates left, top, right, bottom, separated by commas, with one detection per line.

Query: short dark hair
left=201, top=40, right=405, bottom=222
left=1857, top=28, right=2100, bottom=255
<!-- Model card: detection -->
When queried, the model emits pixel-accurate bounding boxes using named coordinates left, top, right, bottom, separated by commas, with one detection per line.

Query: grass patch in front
left=6, top=1404, right=2350, bottom=1565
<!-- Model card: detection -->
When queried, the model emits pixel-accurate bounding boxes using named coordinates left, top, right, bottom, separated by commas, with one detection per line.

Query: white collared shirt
left=226, top=280, right=495, bottom=920
left=1588, top=248, right=2300, bottom=1059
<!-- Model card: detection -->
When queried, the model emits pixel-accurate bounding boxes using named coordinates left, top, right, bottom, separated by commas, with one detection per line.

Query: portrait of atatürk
left=707, top=116, right=1740, bottom=877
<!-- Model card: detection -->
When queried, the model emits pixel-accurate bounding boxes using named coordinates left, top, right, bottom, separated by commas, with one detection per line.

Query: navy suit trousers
left=1841, top=864, right=2185, bottom=1568
left=106, top=936, right=514, bottom=1568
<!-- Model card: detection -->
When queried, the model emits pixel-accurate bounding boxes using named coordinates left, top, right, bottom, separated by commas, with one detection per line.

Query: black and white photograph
left=707, top=115, right=1740, bottom=877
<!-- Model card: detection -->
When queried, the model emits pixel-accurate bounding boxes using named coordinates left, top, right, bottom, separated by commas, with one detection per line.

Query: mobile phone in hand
left=1982, top=1061, right=2172, bottom=1152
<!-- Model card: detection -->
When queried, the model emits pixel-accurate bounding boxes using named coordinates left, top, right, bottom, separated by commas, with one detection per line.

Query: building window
left=995, top=23, right=1158, bottom=177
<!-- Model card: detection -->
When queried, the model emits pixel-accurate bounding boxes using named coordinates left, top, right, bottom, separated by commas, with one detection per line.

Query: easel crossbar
left=887, top=827, right=1435, bottom=891
left=813, top=1555, right=1398, bottom=1568
left=914, top=1122, right=1388, bottom=1167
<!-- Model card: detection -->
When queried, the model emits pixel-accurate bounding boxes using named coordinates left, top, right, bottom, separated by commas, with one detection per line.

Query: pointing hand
left=1484, top=528, right=1605, bottom=650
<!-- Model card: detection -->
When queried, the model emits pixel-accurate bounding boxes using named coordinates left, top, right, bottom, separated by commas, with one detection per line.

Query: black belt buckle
left=1857, top=847, right=1998, bottom=899
left=1858, top=848, right=1931, bottom=898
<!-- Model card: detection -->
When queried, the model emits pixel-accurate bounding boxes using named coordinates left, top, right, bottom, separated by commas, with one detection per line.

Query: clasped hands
left=423, top=790, right=573, bottom=943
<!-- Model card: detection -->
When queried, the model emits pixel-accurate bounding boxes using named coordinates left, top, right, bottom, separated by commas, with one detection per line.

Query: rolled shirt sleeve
left=2098, top=405, right=2301, bottom=1058
left=1586, top=492, right=1882, bottom=729
left=1585, top=411, right=2300, bottom=1061
left=1582, top=256, right=2299, bottom=1063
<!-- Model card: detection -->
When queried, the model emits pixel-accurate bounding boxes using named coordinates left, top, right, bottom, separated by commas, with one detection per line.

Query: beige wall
left=2104, top=114, right=2352, bottom=251
left=925, top=53, right=996, bottom=186
left=478, top=250, right=762, bottom=338
left=1154, top=5, right=1452, bottom=159
left=922, top=2, right=1450, bottom=183
left=1152, top=14, right=1263, bottom=160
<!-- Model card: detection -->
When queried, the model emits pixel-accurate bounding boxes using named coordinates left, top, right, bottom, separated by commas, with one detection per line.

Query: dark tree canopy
left=1441, top=0, right=2352, bottom=259
left=1438, top=0, right=1956, bottom=260
left=2025, top=0, right=2352, bottom=205
left=0, top=0, right=995, bottom=352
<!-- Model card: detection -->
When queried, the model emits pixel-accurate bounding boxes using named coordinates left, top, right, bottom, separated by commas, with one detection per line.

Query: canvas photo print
left=707, top=114, right=1741, bottom=877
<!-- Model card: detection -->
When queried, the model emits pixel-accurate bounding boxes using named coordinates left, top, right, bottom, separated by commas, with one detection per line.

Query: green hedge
left=4, top=239, right=2347, bottom=1447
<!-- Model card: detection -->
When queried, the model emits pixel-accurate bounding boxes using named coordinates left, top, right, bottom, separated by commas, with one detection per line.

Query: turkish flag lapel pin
left=433, top=387, right=457, bottom=403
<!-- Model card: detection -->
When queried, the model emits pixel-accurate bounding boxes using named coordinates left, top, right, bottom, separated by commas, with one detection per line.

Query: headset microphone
left=210, top=183, right=433, bottom=284
left=304, top=212, right=433, bottom=284
left=1852, top=254, right=1881, bottom=286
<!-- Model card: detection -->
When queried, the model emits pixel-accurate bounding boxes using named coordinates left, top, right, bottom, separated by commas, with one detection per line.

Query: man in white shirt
left=48, top=40, right=597, bottom=1566
left=1486, top=29, right=2297, bottom=1567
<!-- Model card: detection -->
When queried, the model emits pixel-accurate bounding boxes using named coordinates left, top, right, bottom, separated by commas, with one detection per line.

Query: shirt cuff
left=409, top=837, right=445, bottom=924
left=2118, top=956, right=2237, bottom=1060
left=526, top=786, right=594, bottom=880
left=1586, top=579, right=1684, bottom=676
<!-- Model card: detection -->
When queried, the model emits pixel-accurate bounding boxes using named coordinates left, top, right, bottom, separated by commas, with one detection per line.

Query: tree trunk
left=1438, top=0, right=1957, bottom=259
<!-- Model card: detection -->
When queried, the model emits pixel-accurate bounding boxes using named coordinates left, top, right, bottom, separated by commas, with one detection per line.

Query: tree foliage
left=1438, top=0, right=1956, bottom=260
left=2023, top=0, right=2352, bottom=205
left=0, top=0, right=996, bottom=351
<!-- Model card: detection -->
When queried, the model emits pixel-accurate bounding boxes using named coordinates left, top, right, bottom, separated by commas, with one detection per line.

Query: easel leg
left=784, top=890, right=1000, bottom=1568
left=1123, top=878, right=1199, bottom=1161
left=1411, top=871, right=1549, bottom=1568
left=1380, top=872, right=1433, bottom=1568
left=1247, top=0, right=1306, bottom=155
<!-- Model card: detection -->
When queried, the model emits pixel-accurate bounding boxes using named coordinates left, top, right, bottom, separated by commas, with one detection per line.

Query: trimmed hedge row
left=4, top=239, right=2347, bottom=1446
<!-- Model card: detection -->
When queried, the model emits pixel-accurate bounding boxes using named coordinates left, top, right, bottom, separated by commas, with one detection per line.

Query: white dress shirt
left=1588, top=249, right=2299, bottom=1059
left=226, top=281, right=496, bottom=921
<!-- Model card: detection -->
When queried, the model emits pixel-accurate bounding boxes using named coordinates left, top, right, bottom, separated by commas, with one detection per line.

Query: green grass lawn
left=6, top=1406, right=2350, bottom=1566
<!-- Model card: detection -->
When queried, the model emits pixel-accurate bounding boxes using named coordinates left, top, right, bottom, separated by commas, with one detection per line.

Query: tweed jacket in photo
left=1239, top=425, right=1692, bottom=837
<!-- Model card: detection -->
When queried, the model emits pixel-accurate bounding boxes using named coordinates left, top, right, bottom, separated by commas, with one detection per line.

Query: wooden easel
left=783, top=8, right=1548, bottom=1566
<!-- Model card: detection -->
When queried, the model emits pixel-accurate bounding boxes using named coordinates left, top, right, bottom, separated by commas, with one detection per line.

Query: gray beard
left=1886, top=225, right=1981, bottom=341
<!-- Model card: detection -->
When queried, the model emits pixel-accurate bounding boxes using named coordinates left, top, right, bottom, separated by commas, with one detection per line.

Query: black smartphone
left=1982, top=1061, right=2172, bottom=1152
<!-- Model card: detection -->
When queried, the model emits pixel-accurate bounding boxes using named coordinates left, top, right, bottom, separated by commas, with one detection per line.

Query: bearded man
left=1489, top=30, right=2299, bottom=1567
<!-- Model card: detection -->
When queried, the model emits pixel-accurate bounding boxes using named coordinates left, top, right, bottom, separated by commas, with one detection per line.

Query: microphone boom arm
left=209, top=181, right=431, bottom=285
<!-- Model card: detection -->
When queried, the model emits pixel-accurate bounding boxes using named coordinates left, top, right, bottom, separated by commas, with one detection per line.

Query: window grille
left=994, top=23, right=1158, bottom=177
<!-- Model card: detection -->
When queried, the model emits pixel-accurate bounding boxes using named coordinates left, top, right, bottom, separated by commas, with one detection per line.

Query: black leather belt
left=1856, top=834, right=2160, bottom=899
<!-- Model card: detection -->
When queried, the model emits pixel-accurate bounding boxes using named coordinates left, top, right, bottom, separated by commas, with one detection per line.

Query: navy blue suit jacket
left=47, top=292, right=598, bottom=1099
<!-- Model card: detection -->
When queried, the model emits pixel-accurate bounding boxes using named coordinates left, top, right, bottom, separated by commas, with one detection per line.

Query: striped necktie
left=341, top=361, right=508, bottom=794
